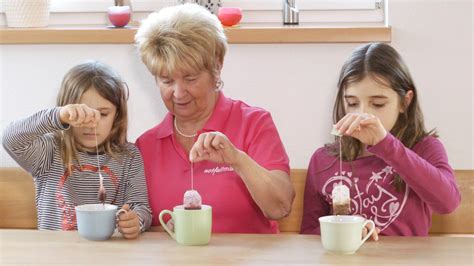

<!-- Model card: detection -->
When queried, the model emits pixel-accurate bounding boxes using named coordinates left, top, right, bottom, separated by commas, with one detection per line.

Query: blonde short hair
left=135, top=3, right=227, bottom=78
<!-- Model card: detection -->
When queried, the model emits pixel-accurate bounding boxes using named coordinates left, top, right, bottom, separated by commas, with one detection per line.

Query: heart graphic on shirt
left=389, top=202, right=400, bottom=215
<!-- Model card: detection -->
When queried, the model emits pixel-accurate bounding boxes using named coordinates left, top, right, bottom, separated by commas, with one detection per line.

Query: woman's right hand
left=59, top=104, right=100, bottom=128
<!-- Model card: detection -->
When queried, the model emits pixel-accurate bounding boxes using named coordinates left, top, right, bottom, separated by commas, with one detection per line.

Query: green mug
left=159, top=205, right=212, bottom=246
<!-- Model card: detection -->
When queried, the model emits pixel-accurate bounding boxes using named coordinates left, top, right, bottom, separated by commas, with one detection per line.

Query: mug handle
left=159, top=210, right=176, bottom=240
left=115, top=208, right=128, bottom=231
left=116, top=208, right=128, bottom=218
left=359, top=219, right=376, bottom=248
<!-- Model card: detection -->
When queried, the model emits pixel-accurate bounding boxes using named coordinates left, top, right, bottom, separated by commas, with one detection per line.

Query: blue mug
left=75, top=204, right=126, bottom=241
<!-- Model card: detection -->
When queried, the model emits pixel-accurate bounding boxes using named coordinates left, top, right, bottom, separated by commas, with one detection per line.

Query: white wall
left=1, top=0, right=473, bottom=169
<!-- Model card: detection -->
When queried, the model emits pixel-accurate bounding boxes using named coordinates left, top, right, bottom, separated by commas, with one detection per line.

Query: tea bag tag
left=332, top=183, right=351, bottom=215
left=331, top=126, right=343, bottom=137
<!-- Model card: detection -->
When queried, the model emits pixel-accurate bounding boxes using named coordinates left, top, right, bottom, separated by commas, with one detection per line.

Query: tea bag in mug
left=332, top=183, right=351, bottom=215
left=183, top=190, right=202, bottom=210
left=183, top=162, right=202, bottom=210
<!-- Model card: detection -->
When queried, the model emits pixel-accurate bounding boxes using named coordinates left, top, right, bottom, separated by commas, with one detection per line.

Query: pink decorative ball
left=108, top=6, right=131, bottom=28
left=218, top=7, right=242, bottom=27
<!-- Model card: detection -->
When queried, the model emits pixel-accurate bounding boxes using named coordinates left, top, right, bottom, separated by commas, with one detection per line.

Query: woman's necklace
left=174, top=117, right=197, bottom=138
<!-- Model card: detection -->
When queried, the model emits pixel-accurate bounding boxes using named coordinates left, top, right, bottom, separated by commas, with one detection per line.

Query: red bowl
left=218, top=7, right=242, bottom=27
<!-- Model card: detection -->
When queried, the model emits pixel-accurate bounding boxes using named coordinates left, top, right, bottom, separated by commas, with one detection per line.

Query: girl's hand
left=189, top=131, right=242, bottom=166
left=59, top=104, right=100, bottom=128
left=362, top=222, right=381, bottom=241
left=335, top=113, right=387, bottom=146
left=117, top=204, right=141, bottom=239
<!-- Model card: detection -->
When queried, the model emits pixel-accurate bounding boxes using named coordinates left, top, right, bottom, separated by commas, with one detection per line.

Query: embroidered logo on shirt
left=203, top=166, right=234, bottom=175
left=321, top=166, right=409, bottom=231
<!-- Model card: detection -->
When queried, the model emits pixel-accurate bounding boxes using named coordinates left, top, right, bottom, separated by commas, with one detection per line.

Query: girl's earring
left=215, top=79, right=224, bottom=92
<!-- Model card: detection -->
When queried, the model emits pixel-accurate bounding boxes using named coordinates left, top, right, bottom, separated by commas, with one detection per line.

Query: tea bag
left=332, top=183, right=351, bottom=215
left=183, top=161, right=202, bottom=209
left=331, top=126, right=343, bottom=137
left=183, top=190, right=202, bottom=210
left=331, top=125, right=350, bottom=215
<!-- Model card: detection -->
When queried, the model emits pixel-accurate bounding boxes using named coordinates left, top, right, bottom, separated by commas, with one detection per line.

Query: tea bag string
left=191, top=161, right=194, bottom=191
left=339, top=136, right=342, bottom=185
left=94, top=127, right=101, bottom=173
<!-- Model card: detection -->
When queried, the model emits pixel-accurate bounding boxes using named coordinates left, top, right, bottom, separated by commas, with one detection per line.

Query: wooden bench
left=1, top=167, right=472, bottom=234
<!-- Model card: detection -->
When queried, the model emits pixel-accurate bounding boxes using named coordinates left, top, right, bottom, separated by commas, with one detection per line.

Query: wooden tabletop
left=1, top=230, right=473, bottom=265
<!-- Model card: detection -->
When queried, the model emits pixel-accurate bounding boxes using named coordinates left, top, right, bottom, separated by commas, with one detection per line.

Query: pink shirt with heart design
left=136, top=92, right=290, bottom=233
left=300, top=133, right=461, bottom=236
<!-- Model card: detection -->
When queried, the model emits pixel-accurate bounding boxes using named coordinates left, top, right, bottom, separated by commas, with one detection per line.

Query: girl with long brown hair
left=301, top=43, right=460, bottom=238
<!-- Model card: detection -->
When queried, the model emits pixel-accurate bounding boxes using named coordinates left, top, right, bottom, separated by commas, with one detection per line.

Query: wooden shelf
left=0, top=23, right=391, bottom=44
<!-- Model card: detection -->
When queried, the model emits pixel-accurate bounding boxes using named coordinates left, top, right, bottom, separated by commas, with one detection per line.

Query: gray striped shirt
left=2, top=108, right=152, bottom=231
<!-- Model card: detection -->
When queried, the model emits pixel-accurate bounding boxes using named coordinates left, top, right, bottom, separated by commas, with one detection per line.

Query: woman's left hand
left=335, top=113, right=387, bottom=146
left=117, top=204, right=141, bottom=239
left=189, top=131, right=241, bottom=166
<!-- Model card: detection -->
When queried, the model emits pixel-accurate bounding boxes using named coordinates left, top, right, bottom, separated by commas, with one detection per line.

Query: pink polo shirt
left=136, top=92, right=290, bottom=233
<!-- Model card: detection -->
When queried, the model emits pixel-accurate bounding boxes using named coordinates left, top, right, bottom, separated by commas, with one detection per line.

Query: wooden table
left=1, top=230, right=473, bottom=265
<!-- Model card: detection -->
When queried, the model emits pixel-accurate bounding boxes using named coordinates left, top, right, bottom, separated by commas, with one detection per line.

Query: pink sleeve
left=368, top=133, right=461, bottom=214
left=246, top=112, right=290, bottom=174
left=300, top=151, right=330, bottom=234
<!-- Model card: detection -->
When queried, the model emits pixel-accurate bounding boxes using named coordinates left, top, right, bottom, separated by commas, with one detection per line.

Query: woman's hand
left=117, top=204, right=141, bottom=239
left=189, top=131, right=242, bottom=166
left=166, top=219, right=174, bottom=232
left=362, top=222, right=381, bottom=241
left=59, top=104, right=100, bottom=128
left=334, top=113, right=387, bottom=146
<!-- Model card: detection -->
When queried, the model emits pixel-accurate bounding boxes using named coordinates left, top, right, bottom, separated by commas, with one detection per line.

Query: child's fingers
left=363, top=222, right=379, bottom=241
left=82, top=107, right=96, bottom=125
left=122, top=229, right=140, bottom=239
left=338, top=114, right=358, bottom=134
left=118, top=211, right=135, bottom=221
left=334, top=113, right=351, bottom=128
left=81, top=122, right=97, bottom=128
left=360, top=115, right=378, bottom=126
left=371, top=227, right=380, bottom=241
left=75, top=105, right=86, bottom=124
left=118, top=217, right=138, bottom=228
left=117, top=205, right=131, bottom=219
left=67, top=108, right=77, bottom=122
left=93, top=109, right=101, bottom=125
left=119, top=222, right=139, bottom=234
left=345, top=115, right=364, bottom=135
left=118, top=220, right=135, bottom=229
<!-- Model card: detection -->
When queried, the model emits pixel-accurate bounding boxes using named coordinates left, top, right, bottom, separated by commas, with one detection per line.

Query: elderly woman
left=135, top=4, right=294, bottom=233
